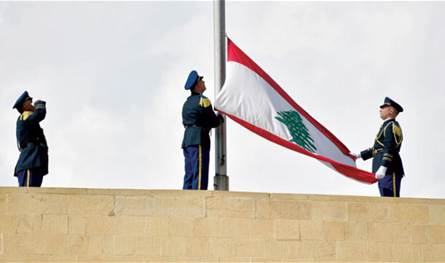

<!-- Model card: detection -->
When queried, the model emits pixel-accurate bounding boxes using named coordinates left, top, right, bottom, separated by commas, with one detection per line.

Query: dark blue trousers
left=378, top=174, right=402, bottom=197
left=16, top=168, right=44, bottom=187
left=183, top=145, right=210, bottom=190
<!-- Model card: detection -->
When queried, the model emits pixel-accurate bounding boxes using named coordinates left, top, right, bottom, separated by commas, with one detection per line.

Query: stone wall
left=0, top=187, right=444, bottom=262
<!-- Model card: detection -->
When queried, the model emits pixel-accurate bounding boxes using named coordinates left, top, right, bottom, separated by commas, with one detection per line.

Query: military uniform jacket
left=182, top=93, right=223, bottom=149
left=360, top=119, right=404, bottom=176
left=14, top=107, right=48, bottom=176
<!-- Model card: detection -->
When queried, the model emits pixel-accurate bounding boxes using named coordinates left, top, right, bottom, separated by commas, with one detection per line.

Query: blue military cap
left=184, top=70, right=203, bottom=90
left=380, top=97, right=403, bottom=113
left=13, top=91, right=32, bottom=112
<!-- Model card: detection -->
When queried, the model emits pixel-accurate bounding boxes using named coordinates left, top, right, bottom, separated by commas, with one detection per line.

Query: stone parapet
left=0, top=187, right=444, bottom=262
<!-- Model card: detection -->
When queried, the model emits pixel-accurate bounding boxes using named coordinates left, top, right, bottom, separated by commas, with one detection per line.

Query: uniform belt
left=185, top=125, right=199, bottom=128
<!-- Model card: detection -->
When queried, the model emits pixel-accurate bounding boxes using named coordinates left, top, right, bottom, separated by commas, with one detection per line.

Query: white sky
left=0, top=2, right=444, bottom=198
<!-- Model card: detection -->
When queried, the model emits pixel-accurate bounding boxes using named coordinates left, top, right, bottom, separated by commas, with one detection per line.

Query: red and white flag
left=215, top=38, right=376, bottom=184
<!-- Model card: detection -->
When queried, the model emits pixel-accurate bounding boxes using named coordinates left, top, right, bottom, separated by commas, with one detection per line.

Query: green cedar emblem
left=275, top=110, right=317, bottom=153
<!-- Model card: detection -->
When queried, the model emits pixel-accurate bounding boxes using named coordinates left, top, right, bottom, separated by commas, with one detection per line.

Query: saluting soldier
left=182, top=70, right=223, bottom=190
left=12, top=91, right=49, bottom=187
left=353, top=97, right=404, bottom=197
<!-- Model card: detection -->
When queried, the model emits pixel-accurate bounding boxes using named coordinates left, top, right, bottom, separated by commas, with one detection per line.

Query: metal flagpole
left=213, top=0, right=229, bottom=190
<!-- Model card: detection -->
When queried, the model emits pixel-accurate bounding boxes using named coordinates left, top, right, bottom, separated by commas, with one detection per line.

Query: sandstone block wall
left=0, top=187, right=444, bottom=262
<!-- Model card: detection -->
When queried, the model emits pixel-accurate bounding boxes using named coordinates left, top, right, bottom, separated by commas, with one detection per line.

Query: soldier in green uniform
left=182, top=70, right=223, bottom=190
left=12, top=91, right=49, bottom=187
left=353, top=97, right=404, bottom=197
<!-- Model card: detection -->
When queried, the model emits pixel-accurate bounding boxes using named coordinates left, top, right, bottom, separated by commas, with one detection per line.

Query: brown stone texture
left=0, top=187, right=443, bottom=262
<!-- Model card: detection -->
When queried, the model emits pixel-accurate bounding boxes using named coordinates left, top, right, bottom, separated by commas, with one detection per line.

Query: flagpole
left=214, top=0, right=229, bottom=191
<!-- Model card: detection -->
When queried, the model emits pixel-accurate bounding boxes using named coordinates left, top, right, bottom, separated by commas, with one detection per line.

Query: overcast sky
left=1, top=2, right=444, bottom=198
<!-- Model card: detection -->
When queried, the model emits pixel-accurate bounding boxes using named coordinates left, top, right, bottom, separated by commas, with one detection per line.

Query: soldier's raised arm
left=199, top=97, right=223, bottom=128
left=23, top=100, right=47, bottom=124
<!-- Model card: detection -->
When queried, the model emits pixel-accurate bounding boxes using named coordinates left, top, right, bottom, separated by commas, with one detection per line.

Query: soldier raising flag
left=181, top=71, right=224, bottom=190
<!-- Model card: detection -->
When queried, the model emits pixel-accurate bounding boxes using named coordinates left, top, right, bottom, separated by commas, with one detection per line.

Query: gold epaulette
left=393, top=123, right=403, bottom=145
left=199, top=97, right=212, bottom=108
left=20, top=111, right=32, bottom=121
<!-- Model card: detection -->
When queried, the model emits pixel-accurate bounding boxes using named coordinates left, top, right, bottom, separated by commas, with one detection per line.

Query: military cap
left=13, top=91, right=32, bottom=112
left=380, top=97, right=403, bottom=113
left=184, top=70, right=203, bottom=90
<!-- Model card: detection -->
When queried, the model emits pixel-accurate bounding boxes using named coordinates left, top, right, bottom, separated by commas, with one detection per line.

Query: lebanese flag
left=215, top=38, right=376, bottom=184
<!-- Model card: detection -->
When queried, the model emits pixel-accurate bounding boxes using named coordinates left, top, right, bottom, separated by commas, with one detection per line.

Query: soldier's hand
left=34, top=100, right=46, bottom=109
left=351, top=152, right=361, bottom=159
left=375, top=166, right=387, bottom=179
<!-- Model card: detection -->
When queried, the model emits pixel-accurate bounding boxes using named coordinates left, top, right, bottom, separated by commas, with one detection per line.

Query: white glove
left=34, top=100, right=46, bottom=109
left=375, top=166, right=387, bottom=179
